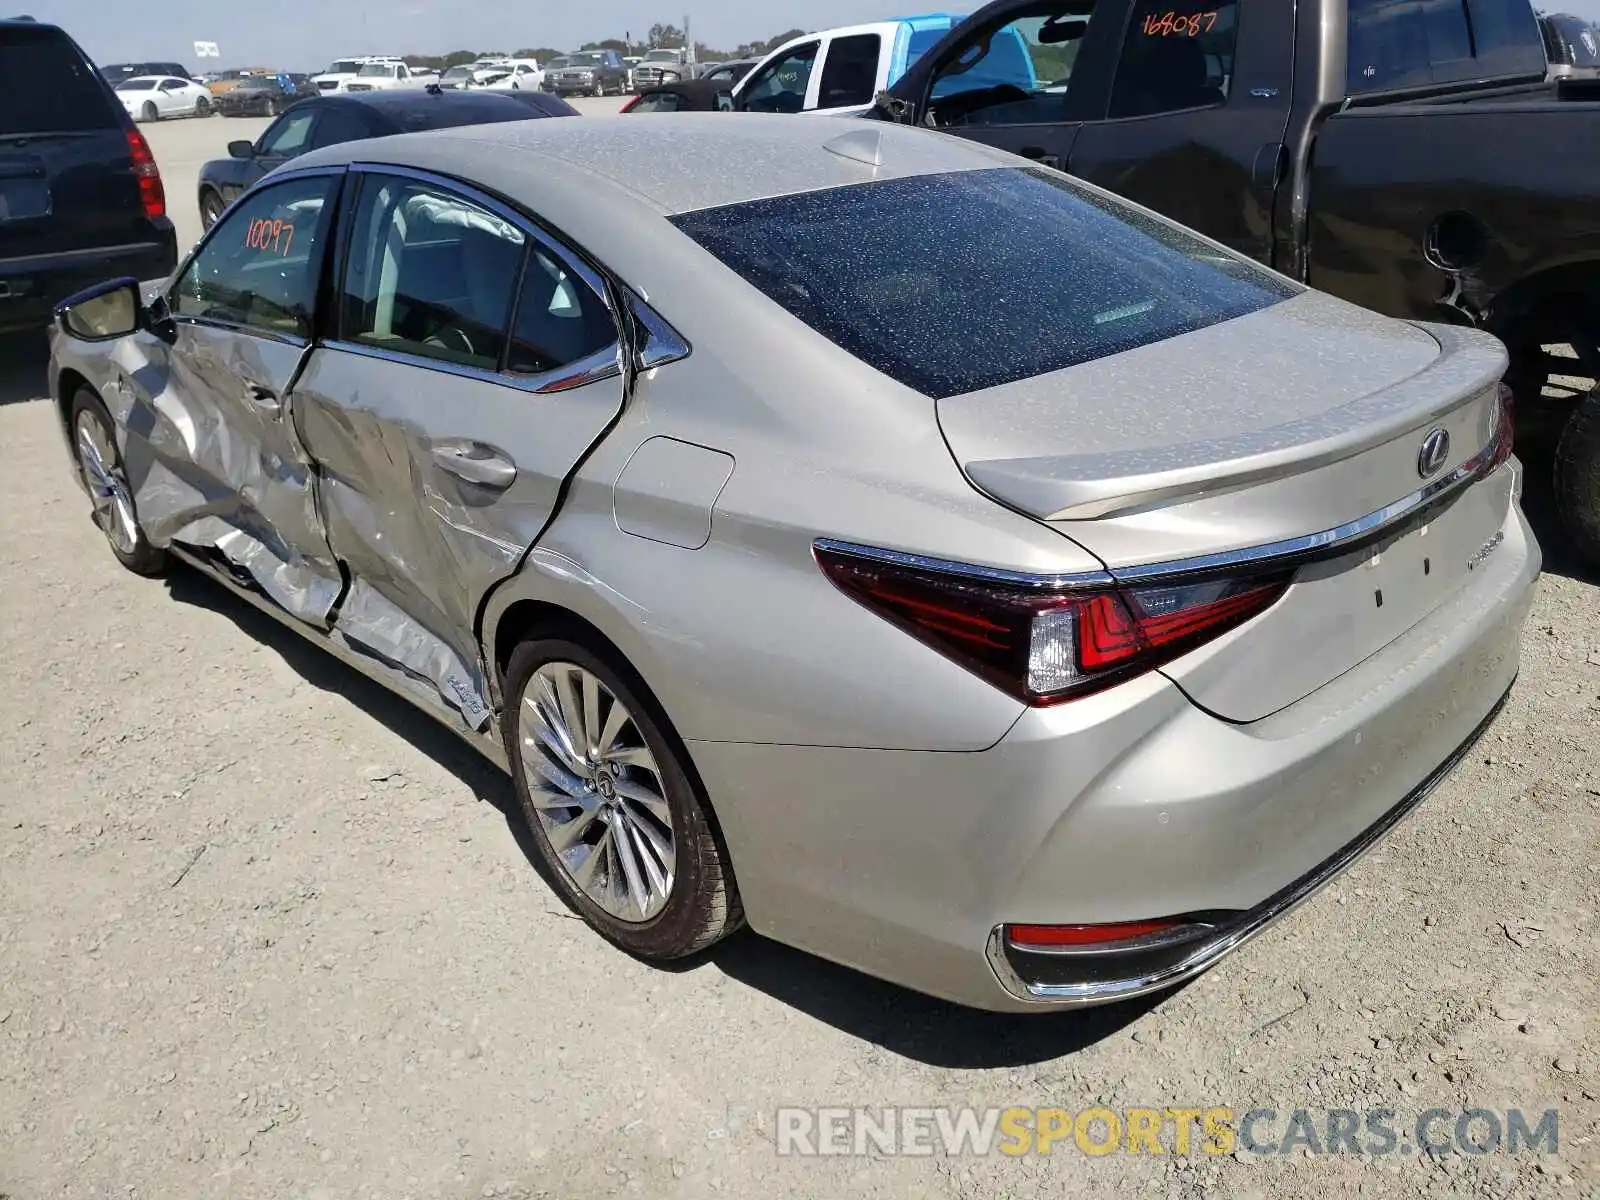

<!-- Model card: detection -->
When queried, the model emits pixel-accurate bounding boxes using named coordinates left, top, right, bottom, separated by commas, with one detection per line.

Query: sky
left=28, top=0, right=1600, bottom=70
left=29, top=0, right=902, bottom=69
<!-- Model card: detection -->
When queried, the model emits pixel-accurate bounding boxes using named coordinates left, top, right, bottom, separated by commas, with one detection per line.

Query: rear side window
left=0, top=27, right=118, bottom=135
left=506, top=246, right=618, bottom=377
left=672, top=168, right=1298, bottom=400
left=817, top=34, right=881, bottom=108
left=1347, top=0, right=1544, bottom=92
left=340, top=177, right=526, bottom=371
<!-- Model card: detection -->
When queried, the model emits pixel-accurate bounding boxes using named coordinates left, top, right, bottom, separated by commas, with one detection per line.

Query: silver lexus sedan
left=48, top=115, right=1538, bottom=1012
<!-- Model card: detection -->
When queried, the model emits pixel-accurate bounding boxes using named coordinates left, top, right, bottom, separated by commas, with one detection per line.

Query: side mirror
left=55, top=277, right=143, bottom=341
left=228, top=140, right=254, bottom=159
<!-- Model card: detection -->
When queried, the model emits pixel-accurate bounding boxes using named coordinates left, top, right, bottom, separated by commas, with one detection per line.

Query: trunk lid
left=936, top=291, right=1512, bottom=722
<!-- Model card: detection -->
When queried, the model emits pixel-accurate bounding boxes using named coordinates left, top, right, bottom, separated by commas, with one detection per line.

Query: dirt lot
left=1, top=110, right=1598, bottom=1200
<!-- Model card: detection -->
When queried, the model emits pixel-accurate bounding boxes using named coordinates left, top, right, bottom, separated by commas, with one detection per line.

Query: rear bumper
left=987, top=681, right=1510, bottom=1006
left=687, top=492, right=1539, bottom=1011
left=0, top=236, right=177, bottom=333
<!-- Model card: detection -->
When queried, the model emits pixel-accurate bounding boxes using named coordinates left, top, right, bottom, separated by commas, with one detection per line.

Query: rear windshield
left=671, top=168, right=1298, bottom=399
left=1, top=27, right=119, bottom=135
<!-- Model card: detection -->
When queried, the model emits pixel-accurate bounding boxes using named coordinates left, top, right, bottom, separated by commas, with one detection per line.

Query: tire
left=69, top=388, right=166, bottom=577
left=199, top=187, right=226, bottom=231
left=592, top=80, right=604, bottom=97
left=195, top=96, right=211, bottom=117
left=141, top=101, right=158, bottom=122
left=1553, top=388, right=1600, bottom=569
left=502, top=636, right=742, bottom=960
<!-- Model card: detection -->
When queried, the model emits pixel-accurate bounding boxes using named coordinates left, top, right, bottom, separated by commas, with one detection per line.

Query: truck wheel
left=1553, top=388, right=1600, bottom=568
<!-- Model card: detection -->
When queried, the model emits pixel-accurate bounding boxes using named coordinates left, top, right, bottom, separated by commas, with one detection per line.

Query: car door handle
left=432, top=441, right=517, bottom=489
left=245, top=383, right=281, bottom=415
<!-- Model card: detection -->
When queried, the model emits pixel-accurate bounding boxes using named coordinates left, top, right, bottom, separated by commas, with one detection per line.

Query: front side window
left=925, top=11, right=1095, bottom=127
left=259, top=109, right=316, bottom=158
left=172, top=176, right=335, bottom=337
left=672, top=168, right=1297, bottom=400
left=739, top=42, right=819, bottom=113
left=817, top=34, right=882, bottom=108
left=340, top=177, right=526, bottom=371
left=1109, top=0, right=1240, bottom=117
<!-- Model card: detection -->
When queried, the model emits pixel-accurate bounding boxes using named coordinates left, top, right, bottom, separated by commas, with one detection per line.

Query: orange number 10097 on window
left=244, top=217, right=295, bottom=257
left=1142, top=10, right=1219, bottom=35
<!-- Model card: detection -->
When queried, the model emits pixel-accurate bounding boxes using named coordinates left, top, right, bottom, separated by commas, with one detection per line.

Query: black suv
left=544, top=50, right=630, bottom=97
left=0, top=21, right=177, bottom=333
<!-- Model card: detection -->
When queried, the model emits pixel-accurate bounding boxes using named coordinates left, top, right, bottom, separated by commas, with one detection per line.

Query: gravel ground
left=0, top=110, right=1597, bottom=1200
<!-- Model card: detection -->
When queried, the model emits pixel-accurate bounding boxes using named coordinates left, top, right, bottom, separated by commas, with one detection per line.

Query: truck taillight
left=814, top=544, right=1289, bottom=706
left=126, top=129, right=165, bottom=221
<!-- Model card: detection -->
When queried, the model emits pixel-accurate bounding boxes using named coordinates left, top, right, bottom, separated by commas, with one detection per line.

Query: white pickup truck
left=341, top=60, right=425, bottom=93
left=310, top=56, right=405, bottom=95
left=732, top=15, right=956, bottom=116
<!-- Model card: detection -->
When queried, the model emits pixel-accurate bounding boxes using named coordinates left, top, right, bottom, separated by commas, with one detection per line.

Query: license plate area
left=0, top=178, right=51, bottom=222
left=1157, top=470, right=1514, bottom=723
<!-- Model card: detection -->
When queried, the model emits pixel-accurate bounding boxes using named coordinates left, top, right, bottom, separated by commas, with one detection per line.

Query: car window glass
left=926, top=10, right=1094, bottom=127
left=739, top=42, right=818, bottom=113
left=817, top=34, right=881, bottom=108
left=310, top=106, right=370, bottom=149
left=171, top=176, right=334, bottom=337
left=259, top=110, right=316, bottom=157
left=0, top=27, right=118, bottom=135
left=715, top=90, right=735, bottom=111
left=506, top=245, right=617, bottom=378
left=672, top=167, right=1297, bottom=401
left=1464, top=0, right=1550, bottom=75
left=632, top=93, right=685, bottom=113
left=1109, top=1, right=1239, bottom=118
left=341, top=177, right=526, bottom=372
left=1345, top=0, right=1520, bottom=91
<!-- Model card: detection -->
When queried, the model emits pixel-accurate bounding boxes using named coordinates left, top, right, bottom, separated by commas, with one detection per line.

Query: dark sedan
left=196, top=88, right=578, bottom=229
left=215, top=74, right=316, bottom=117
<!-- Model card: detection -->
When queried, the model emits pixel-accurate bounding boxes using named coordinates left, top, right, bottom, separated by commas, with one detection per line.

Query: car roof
left=313, top=88, right=576, bottom=129
left=291, top=111, right=1016, bottom=218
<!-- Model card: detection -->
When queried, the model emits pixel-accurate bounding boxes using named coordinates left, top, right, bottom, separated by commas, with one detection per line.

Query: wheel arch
left=488, top=593, right=739, bottom=873
left=1485, top=260, right=1600, bottom=357
left=56, top=367, right=93, bottom=437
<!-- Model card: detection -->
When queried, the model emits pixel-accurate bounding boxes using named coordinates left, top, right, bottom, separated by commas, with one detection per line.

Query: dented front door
left=120, top=171, right=345, bottom=624
left=292, top=170, right=628, bottom=730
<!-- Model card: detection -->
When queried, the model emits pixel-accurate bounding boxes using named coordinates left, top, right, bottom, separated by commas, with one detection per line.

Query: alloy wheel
left=75, top=411, right=139, bottom=556
left=519, top=661, right=676, bottom=923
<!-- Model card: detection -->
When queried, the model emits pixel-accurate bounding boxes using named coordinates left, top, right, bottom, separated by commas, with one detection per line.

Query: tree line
left=401, top=24, right=808, bottom=70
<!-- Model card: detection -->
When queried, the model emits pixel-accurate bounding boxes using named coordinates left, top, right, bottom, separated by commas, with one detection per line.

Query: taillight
left=813, top=544, right=1288, bottom=706
left=126, top=129, right=166, bottom=222
left=1488, top=382, right=1516, bottom=472
left=1005, top=919, right=1213, bottom=953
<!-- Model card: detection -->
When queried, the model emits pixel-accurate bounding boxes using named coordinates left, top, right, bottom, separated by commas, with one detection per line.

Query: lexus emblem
left=1417, top=428, right=1451, bottom=479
